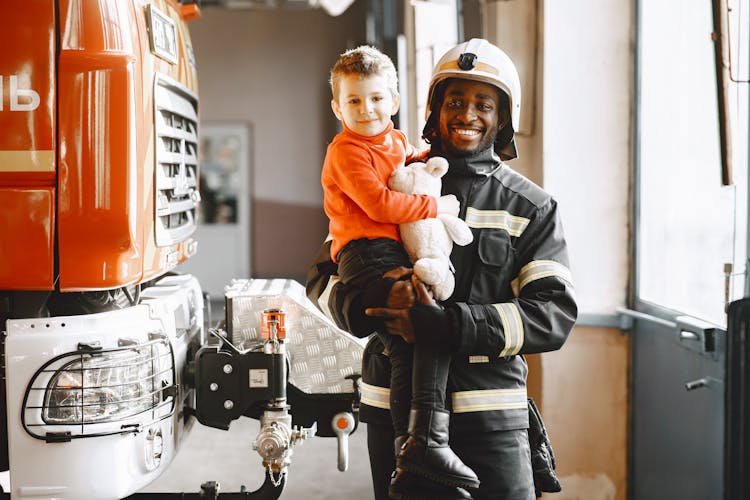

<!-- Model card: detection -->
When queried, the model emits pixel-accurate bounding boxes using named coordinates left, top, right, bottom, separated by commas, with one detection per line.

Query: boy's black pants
left=338, top=238, right=452, bottom=436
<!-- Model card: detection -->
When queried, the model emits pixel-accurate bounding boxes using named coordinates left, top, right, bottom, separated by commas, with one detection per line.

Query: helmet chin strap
left=497, top=138, right=518, bottom=161
left=495, top=123, right=517, bottom=161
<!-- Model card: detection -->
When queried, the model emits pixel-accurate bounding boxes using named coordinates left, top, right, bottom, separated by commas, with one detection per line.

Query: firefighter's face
left=437, top=79, right=508, bottom=157
left=331, top=73, right=399, bottom=137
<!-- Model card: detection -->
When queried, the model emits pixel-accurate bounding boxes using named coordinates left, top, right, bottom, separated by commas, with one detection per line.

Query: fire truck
left=0, top=1, right=360, bottom=498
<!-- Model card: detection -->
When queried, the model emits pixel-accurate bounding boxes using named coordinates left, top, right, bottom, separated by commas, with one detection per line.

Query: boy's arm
left=327, top=142, right=437, bottom=224
left=397, top=128, right=430, bottom=164
left=405, top=144, right=430, bottom=163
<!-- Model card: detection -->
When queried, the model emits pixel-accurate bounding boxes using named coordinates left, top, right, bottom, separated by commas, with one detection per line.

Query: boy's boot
left=388, top=468, right=473, bottom=500
left=397, top=409, right=480, bottom=489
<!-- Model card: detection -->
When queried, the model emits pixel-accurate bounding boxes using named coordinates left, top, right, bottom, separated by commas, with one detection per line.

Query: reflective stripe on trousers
left=360, top=381, right=528, bottom=413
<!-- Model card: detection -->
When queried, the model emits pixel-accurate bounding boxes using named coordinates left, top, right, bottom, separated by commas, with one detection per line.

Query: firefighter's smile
left=452, top=127, right=482, bottom=137
left=449, top=125, right=484, bottom=142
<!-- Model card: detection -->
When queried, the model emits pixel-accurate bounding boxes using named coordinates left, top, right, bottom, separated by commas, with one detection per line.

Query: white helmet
left=424, top=39, right=521, bottom=160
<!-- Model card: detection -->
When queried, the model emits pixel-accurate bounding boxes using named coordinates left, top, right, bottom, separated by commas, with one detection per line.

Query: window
left=637, top=0, right=748, bottom=326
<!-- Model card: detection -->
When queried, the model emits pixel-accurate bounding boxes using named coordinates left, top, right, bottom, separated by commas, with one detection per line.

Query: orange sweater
left=322, top=122, right=436, bottom=262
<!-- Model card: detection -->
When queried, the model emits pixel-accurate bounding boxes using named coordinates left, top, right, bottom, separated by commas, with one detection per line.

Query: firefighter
left=307, top=38, right=577, bottom=500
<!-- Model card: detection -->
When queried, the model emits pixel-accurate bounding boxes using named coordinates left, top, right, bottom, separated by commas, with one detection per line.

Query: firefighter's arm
left=451, top=199, right=577, bottom=356
left=405, top=276, right=576, bottom=357
left=365, top=210, right=577, bottom=355
left=451, top=278, right=576, bottom=356
left=305, top=238, right=404, bottom=338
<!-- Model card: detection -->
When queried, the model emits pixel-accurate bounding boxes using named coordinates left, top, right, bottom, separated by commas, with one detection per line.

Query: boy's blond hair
left=329, top=45, right=399, bottom=101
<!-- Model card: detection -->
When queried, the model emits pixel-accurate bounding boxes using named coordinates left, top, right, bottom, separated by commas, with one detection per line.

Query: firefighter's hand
left=385, top=270, right=416, bottom=309
left=382, top=266, right=412, bottom=282
left=366, top=275, right=436, bottom=343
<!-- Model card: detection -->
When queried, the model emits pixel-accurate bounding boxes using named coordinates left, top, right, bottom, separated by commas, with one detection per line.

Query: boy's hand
left=411, top=275, right=438, bottom=307
left=437, top=194, right=460, bottom=217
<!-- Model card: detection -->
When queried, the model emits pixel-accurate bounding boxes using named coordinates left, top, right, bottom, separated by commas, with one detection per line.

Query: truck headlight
left=23, top=338, right=175, bottom=436
left=43, top=347, right=165, bottom=424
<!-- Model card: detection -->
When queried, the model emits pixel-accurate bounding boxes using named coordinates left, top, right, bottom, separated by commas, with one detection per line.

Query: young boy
left=322, top=45, right=479, bottom=493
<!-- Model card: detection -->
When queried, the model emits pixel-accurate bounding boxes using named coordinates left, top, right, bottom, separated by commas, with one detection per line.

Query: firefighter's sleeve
left=448, top=199, right=577, bottom=356
left=305, top=239, right=394, bottom=338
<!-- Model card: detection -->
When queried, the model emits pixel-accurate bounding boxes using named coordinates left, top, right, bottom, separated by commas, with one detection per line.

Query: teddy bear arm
left=438, top=214, right=474, bottom=246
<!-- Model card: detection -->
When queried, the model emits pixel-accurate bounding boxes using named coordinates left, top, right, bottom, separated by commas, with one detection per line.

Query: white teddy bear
left=388, top=156, right=474, bottom=301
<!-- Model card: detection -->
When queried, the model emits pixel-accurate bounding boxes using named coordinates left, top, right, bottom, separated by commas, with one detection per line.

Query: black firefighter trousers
left=366, top=421, right=535, bottom=500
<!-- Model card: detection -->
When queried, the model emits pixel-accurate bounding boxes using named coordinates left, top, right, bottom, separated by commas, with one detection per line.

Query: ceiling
left=194, top=0, right=357, bottom=16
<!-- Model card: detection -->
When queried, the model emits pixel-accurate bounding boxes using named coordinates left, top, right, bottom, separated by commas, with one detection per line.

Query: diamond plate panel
left=225, top=279, right=365, bottom=394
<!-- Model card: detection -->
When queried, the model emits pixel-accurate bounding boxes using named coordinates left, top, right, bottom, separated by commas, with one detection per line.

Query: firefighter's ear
left=331, top=99, right=343, bottom=121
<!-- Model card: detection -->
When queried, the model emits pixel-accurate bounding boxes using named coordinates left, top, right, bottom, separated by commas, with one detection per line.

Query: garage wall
left=542, top=0, right=633, bottom=498
left=189, top=5, right=367, bottom=281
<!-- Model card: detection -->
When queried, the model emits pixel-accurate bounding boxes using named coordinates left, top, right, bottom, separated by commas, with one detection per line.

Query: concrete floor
left=0, top=418, right=373, bottom=499
left=140, top=415, right=374, bottom=499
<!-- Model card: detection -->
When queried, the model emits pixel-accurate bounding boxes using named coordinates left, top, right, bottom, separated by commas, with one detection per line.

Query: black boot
left=388, top=468, right=473, bottom=500
left=397, top=409, right=480, bottom=488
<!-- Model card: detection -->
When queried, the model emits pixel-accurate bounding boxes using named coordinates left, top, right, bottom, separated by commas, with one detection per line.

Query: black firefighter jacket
left=306, top=147, right=578, bottom=434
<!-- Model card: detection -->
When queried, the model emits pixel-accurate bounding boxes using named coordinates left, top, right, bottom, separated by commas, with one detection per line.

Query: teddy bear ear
left=425, top=156, right=449, bottom=178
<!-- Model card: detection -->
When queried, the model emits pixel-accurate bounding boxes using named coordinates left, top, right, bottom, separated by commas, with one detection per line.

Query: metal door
left=628, top=307, right=725, bottom=499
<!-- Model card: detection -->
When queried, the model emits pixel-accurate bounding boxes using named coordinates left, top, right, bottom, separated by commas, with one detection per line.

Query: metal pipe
left=711, top=0, right=734, bottom=186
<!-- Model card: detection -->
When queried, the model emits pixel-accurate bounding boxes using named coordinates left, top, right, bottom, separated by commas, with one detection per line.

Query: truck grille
left=154, top=76, right=200, bottom=246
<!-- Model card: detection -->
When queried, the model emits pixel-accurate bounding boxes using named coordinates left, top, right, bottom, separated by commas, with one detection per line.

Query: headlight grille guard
left=21, top=336, right=177, bottom=442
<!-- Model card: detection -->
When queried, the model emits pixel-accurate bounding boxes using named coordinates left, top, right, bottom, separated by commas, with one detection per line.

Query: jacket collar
left=434, top=146, right=503, bottom=178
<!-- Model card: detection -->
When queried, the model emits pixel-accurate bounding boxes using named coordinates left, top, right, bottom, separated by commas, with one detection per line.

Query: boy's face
left=437, top=79, right=508, bottom=157
left=332, top=73, right=399, bottom=137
